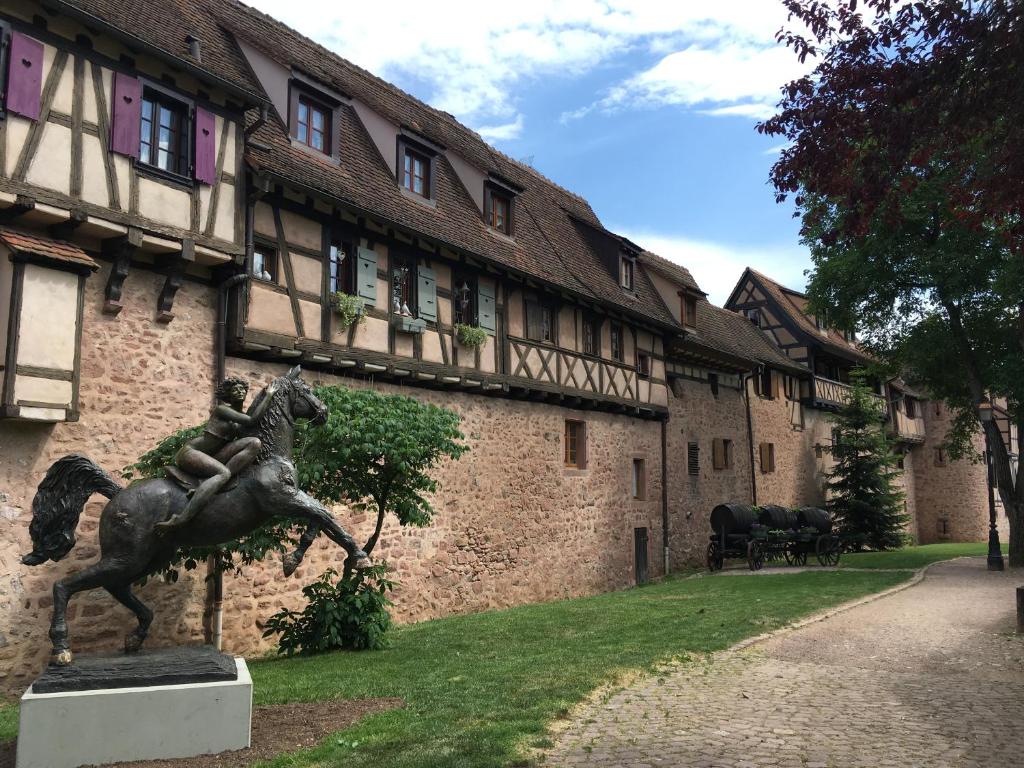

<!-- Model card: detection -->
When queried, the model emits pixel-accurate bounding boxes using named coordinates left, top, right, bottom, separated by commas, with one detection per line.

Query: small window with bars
left=687, top=442, right=699, bottom=476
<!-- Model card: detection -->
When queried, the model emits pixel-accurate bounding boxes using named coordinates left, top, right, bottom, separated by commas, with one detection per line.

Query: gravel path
left=545, top=558, right=1024, bottom=768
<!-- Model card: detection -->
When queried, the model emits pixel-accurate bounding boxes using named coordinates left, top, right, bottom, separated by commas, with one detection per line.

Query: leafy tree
left=826, top=371, right=908, bottom=551
left=762, top=0, right=1024, bottom=565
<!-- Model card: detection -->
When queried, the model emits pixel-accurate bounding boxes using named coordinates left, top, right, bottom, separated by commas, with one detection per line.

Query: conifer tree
left=826, top=370, right=908, bottom=551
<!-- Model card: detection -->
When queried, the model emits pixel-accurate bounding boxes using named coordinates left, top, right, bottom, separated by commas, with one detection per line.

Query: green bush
left=455, top=323, right=488, bottom=348
left=262, top=564, right=395, bottom=655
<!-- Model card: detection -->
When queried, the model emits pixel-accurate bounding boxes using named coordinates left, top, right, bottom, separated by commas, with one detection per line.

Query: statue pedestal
left=16, top=646, right=252, bottom=768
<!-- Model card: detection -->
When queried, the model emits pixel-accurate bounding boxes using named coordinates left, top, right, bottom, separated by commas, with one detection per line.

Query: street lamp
left=978, top=397, right=1005, bottom=571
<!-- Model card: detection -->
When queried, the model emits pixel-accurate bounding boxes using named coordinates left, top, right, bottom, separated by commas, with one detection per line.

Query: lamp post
left=978, top=398, right=1004, bottom=571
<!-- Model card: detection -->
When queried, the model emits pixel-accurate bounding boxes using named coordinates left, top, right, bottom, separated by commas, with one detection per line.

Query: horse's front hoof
left=282, top=552, right=300, bottom=577
left=51, top=649, right=73, bottom=666
left=124, top=631, right=146, bottom=654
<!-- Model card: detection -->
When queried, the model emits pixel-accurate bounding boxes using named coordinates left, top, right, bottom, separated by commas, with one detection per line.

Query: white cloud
left=475, top=115, right=525, bottom=141
left=614, top=229, right=810, bottom=306
left=247, top=1, right=810, bottom=130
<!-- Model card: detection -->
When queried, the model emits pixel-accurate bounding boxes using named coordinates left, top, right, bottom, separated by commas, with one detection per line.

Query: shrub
left=262, top=564, right=395, bottom=655
left=455, top=323, right=488, bottom=348
left=331, top=292, right=366, bottom=329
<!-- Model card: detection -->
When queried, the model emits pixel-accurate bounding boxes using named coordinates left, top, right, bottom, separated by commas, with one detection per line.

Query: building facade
left=0, top=0, right=1010, bottom=690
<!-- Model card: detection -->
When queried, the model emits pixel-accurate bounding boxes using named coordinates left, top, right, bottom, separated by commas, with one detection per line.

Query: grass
left=243, top=569, right=909, bottom=768
left=840, top=541, right=996, bottom=570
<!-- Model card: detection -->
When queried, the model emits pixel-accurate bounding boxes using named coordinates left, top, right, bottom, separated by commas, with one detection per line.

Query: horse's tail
left=21, top=454, right=122, bottom=566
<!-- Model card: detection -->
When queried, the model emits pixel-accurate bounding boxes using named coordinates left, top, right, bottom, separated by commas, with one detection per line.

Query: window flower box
left=391, top=315, right=426, bottom=334
left=331, top=292, right=366, bottom=329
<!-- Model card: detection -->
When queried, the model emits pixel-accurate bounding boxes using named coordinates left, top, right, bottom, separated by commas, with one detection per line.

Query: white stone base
left=16, top=657, right=252, bottom=768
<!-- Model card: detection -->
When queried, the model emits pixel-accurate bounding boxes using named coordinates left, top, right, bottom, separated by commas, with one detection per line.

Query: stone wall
left=0, top=264, right=217, bottom=693
left=218, top=360, right=666, bottom=659
left=665, top=376, right=752, bottom=568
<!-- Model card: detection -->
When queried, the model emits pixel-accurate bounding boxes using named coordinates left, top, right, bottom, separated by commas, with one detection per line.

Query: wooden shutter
left=194, top=107, right=217, bottom=184
left=772, top=370, right=782, bottom=399
left=110, top=72, right=142, bottom=158
left=477, top=280, right=496, bottom=333
left=7, top=32, right=44, bottom=120
left=759, top=443, right=769, bottom=473
left=417, top=265, right=437, bottom=321
left=356, top=247, right=377, bottom=306
left=578, top=421, right=587, bottom=469
left=712, top=438, right=725, bottom=470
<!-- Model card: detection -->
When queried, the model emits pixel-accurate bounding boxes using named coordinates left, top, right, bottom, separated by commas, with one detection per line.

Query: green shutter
left=478, top=280, right=496, bottom=334
left=356, top=247, right=377, bottom=306
left=417, top=265, right=437, bottom=322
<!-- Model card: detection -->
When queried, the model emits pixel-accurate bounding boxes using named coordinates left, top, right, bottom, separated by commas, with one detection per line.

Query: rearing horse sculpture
left=21, top=367, right=368, bottom=665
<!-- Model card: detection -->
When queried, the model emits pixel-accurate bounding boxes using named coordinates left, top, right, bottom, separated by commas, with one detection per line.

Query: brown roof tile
left=0, top=228, right=98, bottom=271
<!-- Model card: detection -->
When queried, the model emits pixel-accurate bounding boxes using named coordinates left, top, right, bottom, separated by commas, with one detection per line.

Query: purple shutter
left=6, top=33, right=44, bottom=120
left=194, top=107, right=217, bottom=184
left=110, top=72, right=141, bottom=158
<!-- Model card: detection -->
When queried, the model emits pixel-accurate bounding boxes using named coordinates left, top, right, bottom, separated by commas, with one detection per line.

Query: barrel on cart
left=706, top=503, right=840, bottom=571
left=796, top=506, right=841, bottom=566
left=706, top=503, right=759, bottom=571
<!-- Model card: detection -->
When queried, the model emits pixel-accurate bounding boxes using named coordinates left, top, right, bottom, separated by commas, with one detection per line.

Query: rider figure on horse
left=156, top=377, right=276, bottom=533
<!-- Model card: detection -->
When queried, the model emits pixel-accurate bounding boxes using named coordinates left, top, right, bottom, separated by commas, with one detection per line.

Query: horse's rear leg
left=50, top=559, right=132, bottom=665
left=106, top=584, right=154, bottom=654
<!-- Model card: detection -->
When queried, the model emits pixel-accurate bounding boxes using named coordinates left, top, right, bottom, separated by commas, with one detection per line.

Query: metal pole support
left=1017, top=587, right=1024, bottom=635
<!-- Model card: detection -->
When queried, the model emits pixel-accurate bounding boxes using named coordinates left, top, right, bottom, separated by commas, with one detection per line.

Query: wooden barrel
left=710, top=503, right=760, bottom=536
left=759, top=504, right=798, bottom=530
left=796, top=506, right=832, bottom=534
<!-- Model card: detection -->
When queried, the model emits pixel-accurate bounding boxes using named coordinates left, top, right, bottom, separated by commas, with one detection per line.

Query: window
left=708, top=372, right=719, bottom=397
left=687, top=443, right=700, bottom=476
left=620, top=257, right=634, bottom=290
left=486, top=187, right=513, bottom=235
left=294, top=94, right=330, bottom=153
left=745, top=308, right=761, bottom=327
left=934, top=447, right=947, bottom=467
left=759, top=442, right=776, bottom=474
left=631, top=458, right=645, bottom=499
left=140, top=89, right=190, bottom=176
left=525, top=296, right=554, bottom=343
left=565, top=420, right=586, bottom=468
left=402, top=146, right=431, bottom=197
left=391, top=256, right=416, bottom=317
left=904, top=398, right=917, bottom=418
left=637, top=352, right=651, bottom=378
left=784, top=375, right=797, bottom=401
left=683, top=295, right=698, bottom=328
left=712, top=438, right=733, bottom=471
left=582, top=316, right=600, bottom=356
left=756, top=367, right=774, bottom=399
left=328, top=239, right=354, bottom=295
left=252, top=244, right=278, bottom=283
left=610, top=323, right=624, bottom=362
left=453, top=274, right=477, bottom=326
left=897, top=454, right=905, bottom=470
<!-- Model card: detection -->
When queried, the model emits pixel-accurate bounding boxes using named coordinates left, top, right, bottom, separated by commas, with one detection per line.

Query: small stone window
left=934, top=447, right=947, bottom=467
left=759, top=442, right=776, bottom=474
left=712, top=438, right=733, bottom=471
left=565, top=420, right=587, bottom=469
left=252, top=244, right=278, bottom=283
left=687, top=443, right=699, bottom=476
left=631, top=458, right=646, bottom=499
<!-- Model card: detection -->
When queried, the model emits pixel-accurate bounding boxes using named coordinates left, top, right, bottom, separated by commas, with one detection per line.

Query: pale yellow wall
left=13, top=376, right=72, bottom=406
left=248, top=284, right=295, bottom=335
left=25, top=123, right=72, bottom=195
left=299, top=299, right=321, bottom=340
left=291, top=253, right=322, bottom=295
left=280, top=210, right=322, bottom=252
left=422, top=331, right=445, bottom=364
left=137, top=178, right=192, bottom=230
left=351, top=316, right=389, bottom=353
left=18, top=265, right=78, bottom=370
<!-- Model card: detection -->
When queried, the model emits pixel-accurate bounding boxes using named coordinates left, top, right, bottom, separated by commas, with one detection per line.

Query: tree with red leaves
left=761, top=1, right=1024, bottom=565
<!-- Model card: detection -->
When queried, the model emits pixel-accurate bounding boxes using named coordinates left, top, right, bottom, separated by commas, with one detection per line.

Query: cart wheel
left=747, top=540, right=765, bottom=571
left=706, top=541, right=724, bottom=572
left=785, top=544, right=808, bottom=567
left=816, top=535, right=841, bottom=567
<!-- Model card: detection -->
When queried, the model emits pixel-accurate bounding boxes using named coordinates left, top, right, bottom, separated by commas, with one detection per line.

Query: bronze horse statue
left=21, top=367, right=368, bottom=665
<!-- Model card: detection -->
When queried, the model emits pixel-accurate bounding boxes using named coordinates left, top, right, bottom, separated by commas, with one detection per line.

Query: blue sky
left=248, top=1, right=813, bottom=304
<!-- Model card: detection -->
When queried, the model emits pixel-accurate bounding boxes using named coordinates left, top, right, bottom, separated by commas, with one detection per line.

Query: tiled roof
left=744, top=269, right=874, bottom=364
left=219, top=0, right=677, bottom=328
left=0, top=228, right=99, bottom=270
left=687, top=300, right=809, bottom=375
left=58, top=0, right=264, bottom=101
left=637, top=250, right=703, bottom=295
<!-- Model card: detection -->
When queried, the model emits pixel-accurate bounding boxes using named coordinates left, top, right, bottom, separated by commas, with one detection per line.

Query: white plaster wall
left=17, top=265, right=78, bottom=369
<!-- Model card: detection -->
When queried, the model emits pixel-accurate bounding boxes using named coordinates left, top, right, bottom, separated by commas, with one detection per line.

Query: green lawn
left=840, top=542, right=995, bottom=570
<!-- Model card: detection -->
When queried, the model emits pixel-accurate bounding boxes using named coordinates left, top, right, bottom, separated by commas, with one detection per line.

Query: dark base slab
left=32, top=645, right=238, bottom=694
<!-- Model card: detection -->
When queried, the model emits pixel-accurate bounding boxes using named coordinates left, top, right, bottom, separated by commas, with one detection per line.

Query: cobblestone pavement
left=545, top=558, right=1024, bottom=768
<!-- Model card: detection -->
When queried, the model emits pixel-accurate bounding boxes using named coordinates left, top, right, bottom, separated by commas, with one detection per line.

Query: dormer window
left=402, top=146, right=431, bottom=197
left=620, top=256, right=634, bottom=290
left=289, top=85, right=334, bottom=156
left=745, top=308, right=761, bottom=328
left=683, top=295, right=698, bottom=328
left=296, top=95, right=330, bottom=153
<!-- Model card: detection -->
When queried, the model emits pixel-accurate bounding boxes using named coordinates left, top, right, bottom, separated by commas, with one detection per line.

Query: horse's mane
left=246, top=377, right=292, bottom=463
